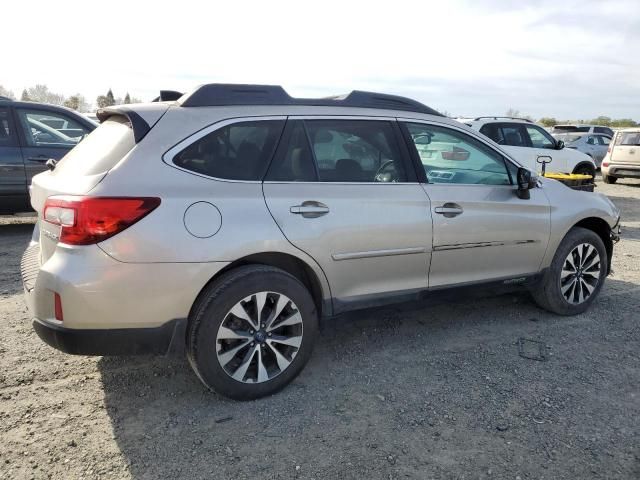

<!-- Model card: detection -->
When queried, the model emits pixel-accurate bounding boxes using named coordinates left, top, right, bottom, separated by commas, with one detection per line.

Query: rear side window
left=173, top=121, right=284, bottom=180
left=54, top=116, right=135, bottom=177
left=0, top=107, right=16, bottom=146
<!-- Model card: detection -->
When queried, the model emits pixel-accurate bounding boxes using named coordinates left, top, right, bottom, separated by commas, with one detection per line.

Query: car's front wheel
left=530, top=227, right=607, bottom=315
left=187, top=265, right=319, bottom=400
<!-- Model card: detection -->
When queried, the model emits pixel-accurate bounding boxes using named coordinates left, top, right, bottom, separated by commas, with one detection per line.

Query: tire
left=530, top=227, right=607, bottom=315
left=187, top=265, right=319, bottom=400
left=602, top=173, right=617, bottom=184
left=573, top=165, right=595, bottom=178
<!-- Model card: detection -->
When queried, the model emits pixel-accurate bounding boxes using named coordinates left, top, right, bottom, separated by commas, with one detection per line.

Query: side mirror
left=516, top=167, right=533, bottom=199
left=555, top=139, right=565, bottom=150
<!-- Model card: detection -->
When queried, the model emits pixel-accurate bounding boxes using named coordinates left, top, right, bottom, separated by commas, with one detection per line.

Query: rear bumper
left=605, top=164, right=640, bottom=178
left=32, top=317, right=187, bottom=355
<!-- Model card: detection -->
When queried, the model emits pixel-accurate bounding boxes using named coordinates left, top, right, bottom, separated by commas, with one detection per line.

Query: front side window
left=304, top=120, right=406, bottom=182
left=525, top=125, right=555, bottom=149
left=173, top=120, right=284, bottom=180
left=0, top=107, right=15, bottom=146
left=586, top=136, right=597, bottom=145
left=17, top=109, right=91, bottom=147
left=405, top=123, right=511, bottom=185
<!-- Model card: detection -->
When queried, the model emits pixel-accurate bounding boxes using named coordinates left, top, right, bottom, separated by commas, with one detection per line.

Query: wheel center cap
left=254, top=330, right=267, bottom=343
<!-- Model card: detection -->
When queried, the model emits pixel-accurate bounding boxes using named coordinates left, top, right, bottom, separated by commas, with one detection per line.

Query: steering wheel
left=374, top=160, right=398, bottom=182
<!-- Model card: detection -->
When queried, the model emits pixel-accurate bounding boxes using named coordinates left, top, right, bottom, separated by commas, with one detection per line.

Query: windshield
left=53, top=116, right=135, bottom=177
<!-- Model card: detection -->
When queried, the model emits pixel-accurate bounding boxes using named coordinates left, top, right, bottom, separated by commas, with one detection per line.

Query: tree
left=538, top=117, right=558, bottom=127
left=21, top=89, right=30, bottom=101
left=123, top=93, right=131, bottom=104
left=129, top=96, right=142, bottom=104
left=0, top=85, right=15, bottom=99
left=64, top=94, right=89, bottom=112
left=25, top=84, right=65, bottom=105
left=96, top=89, right=116, bottom=109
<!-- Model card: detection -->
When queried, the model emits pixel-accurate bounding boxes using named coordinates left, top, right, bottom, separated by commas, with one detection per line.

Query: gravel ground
left=1, top=177, right=639, bottom=480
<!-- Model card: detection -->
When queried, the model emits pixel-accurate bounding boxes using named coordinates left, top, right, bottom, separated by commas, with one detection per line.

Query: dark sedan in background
left=0, top=97, right=96, bottom=214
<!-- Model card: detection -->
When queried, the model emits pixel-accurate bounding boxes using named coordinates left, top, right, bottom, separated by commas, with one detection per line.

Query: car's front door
left=0, top=106, right=29, bottom=211
left=401, top=121, right=551, bottom=287
left=15, top=108, right=92, bottom=186
left=523, top=124, right=568, bottom=173
left=263, top=118, right=433, bottom=310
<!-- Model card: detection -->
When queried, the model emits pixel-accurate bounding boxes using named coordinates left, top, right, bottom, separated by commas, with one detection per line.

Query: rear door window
left=16, top=109, right=91, bottom=147
left=597, top=136, right=610, bottom=146
left=480, top=123, right=528, bottom=147
left=173, top=120, right=284, bottom=181
left=304, top=120, right=406, bottom=182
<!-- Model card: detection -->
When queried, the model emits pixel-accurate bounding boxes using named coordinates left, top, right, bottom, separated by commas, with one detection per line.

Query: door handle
left=434, top=203, right=463, bottom=218
left=27, top=156, right=49, bottom=162
left=290, top=201, right=329, bottom=218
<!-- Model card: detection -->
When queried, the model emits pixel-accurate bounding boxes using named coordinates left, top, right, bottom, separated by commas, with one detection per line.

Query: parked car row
left=21, top=84, right=620, bottom=399
left=0, top=97, right=96, bottom=213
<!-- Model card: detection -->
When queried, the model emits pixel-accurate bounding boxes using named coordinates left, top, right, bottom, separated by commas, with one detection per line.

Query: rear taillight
left=602, top=161, right=609, bottom=167
left=43, top=196, right=160, bottom=245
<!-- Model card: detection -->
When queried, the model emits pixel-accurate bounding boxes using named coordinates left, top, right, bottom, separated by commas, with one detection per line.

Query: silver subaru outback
left=22, top=84, right=620, bottom=400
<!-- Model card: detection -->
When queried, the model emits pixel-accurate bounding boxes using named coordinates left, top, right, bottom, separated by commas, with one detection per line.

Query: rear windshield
left=53, top=116, right=135, bottom=176
left=616, top=132, right=640, bottom=146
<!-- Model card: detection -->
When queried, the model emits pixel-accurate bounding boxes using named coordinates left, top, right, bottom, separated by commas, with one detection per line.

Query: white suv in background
left=464, top=117, right=596, bottom=177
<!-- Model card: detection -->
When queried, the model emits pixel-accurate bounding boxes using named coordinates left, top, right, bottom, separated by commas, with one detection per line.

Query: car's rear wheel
left=530, top=227, right=607, bottom=315
left=602, top=173, right=617, bottom=184
left=187, top=265, right=318, bottom=400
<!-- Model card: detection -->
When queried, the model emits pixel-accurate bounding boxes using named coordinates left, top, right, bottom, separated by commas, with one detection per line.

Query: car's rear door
left=14, top=107, right=93, bottom=186
left=401, top=120, right=550, bottom=287
left=262, top=117, right=433, bottom=311
left=0, top=106, right=29, bottom=211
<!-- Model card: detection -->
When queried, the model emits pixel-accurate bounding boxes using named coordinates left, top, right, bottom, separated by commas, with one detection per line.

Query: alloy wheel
left=216, top=292, right=303, bottom=383
left=560, top=243, right=601, bottom=305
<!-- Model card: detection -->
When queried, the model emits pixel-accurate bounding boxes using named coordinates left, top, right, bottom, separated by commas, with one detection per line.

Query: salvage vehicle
left=601, top=128, right=640, bottom=184
left=551, top=124, right=614, bottom=138
left=464, top=117, right=597, bottom=177
left=22, top=84, right=620, bottom=399
left=0, top=97, right=96, bottom=214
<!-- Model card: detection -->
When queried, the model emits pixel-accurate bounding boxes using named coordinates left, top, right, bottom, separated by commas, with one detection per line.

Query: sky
left=2, top=0, right=639, bottom=119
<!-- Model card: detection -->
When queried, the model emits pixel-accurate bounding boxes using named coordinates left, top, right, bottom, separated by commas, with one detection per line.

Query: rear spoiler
left=96, top=104, right=170, bottom=143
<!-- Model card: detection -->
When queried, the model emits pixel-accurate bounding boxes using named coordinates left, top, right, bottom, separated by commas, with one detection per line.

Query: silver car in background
left=552, top=133, right=611, bottom=167
left=22, top=84, right=620, bottom=400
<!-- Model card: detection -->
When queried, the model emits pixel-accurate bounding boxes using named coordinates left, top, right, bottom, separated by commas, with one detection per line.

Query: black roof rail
left=151, top=90, right=184, bottom=102
left=473, top=116, right=533, bottom=123
left=179, top=84, right=443, bottom=116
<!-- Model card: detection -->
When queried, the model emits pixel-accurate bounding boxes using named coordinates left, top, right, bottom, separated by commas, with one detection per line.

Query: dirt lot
left=1, top=177, right=639, bottom=480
